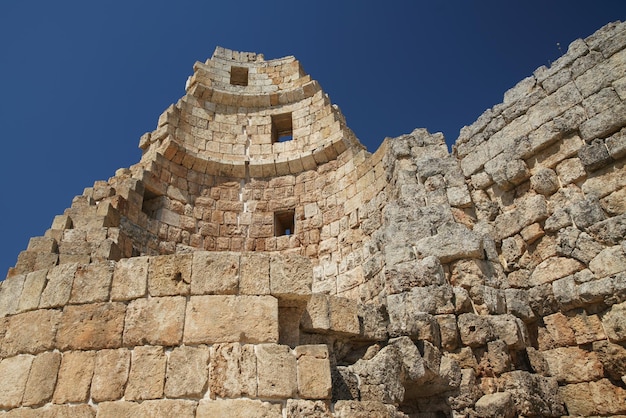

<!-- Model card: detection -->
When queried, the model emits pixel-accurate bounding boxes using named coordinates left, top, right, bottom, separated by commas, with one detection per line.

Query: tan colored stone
left=57, top=302, right=125, bottom=350
left=602, top=301, right=626, bottom=342
left=91, top=348, right=131, bottom=402
left=295, top=345, right=332, bottom=399
left=542, top=346, right=604, bottom=383
left=528, top=256, right=584, bottom=286
left=20, top=404, right=95, bottom=417
left=329, top=296, right=360, bottom=335
left=69, top=261, right=114, bottom=304
left=543, top=312, right=576, bottom=347
left=184, top=295, right=278, bottom=344
left=95, top=401, right=140, bottom=417
left=191, top=251, right=239, bottom=294
left=0, top=274, right=25, bottom=317
left=39, top=263, right=77, bottom=309
left=136, top=399, right=197, bottom=417
left=560, top=378, right=626, bottom=416
left=53, top=350, right=96, bottom=404
left=600, top=186, right=626, bottom=215
left=589, top=245, right=626, bottom=278
left=125, top=345, right=166, bottom=401
left=270, top=253, right=312, bottom=299
left=300, top=294, right=330, bottom=332
left=17, top=270, right=47, bottom=313
left=111, top=256, right=148, bottom=301
left=209, top=343, right=256, bottom=398
left=1, top=309, right=61, bottom=357
left=148, top=254, right=192, bottom=296
left=0, top=355, right=34, bottom=409
left=475, top=392, right=515, bottom=418
left=164, top=345, right=210, bottom=398
left=256, top=344, right=297, bottom=399
left=240, top=253, right=270, bottom=295
left=568, top=311, right=606, bottom=344
left=196, top=399, right=282, bottom=418
left=123, top=296, right=185, bottom=346
left=333, top=400, right=400, bottom=418
left=285, top=399, right=332, bottom=418
left=22, top=351, right=61, bottom=407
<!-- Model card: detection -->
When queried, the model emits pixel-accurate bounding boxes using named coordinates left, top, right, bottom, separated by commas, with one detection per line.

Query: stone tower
left=1, top=21, right=626, bottom=417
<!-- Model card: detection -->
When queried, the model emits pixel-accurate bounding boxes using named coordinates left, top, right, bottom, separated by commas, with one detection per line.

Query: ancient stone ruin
left=1, top=21, right=626, bottom=417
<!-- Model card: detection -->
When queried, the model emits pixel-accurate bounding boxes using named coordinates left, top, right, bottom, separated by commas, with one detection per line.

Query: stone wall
left=2, top=20, right=626, bottom=417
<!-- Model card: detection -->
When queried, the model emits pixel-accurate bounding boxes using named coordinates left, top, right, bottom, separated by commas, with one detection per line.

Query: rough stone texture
left=148, top=254, right=192, bottom=296
left=123, top=296, right=185, bottom=346
left=56, top=302, right=125, bottom=350
left=164, top=345, right=210, bottom=398
left=0, top=309, right=61, bottom=357
left=111, top=256, right=148, bottom=300
left=196, top=399, right=282, bottom=418
left=124, top=345, right=167, bottom=401
left=295, top=345, right=332, bottom=399
left=256, top=344, right=298, bottom=399
left=69, top=261, right=113, bottom=304
left=0, top=355, right=34, bottom=409
left=475, top=392, right=515, bottom=418
left=91, top=348, right=131, bottom=402
left=602, top=301, right=626, bottom=342
left=22, top=351, right=61, bottom=407
left=191, top=251, right=239, bottom=294
left=53, top=350, right=96, bottom=404
left=209, top=343, right=257, bottom=398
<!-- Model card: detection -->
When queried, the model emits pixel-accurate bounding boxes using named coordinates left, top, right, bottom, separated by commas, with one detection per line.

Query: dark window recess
left=275, top=210, right=295, bottom=236
left=141, top=189, right=164, bottom=218
left=230, top=66, right=248, bottom=86
left=271, top=113, right=293, bottom=143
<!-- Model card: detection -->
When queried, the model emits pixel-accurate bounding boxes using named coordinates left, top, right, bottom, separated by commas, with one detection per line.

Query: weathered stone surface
left=560, top=378, right=626, bottom=416
left=592, top=340, right=626, bottom=382
left=111, top=256, right=148, bottom=301
left=499, top=371, right=565, bottom=417
left=209, top=343, right=256, bottom=398
left=191, top=251, right=239, bottom=295
left=270, top=254, right=312, bottom=298
left=3, top=310, right=56, bottom=358
left=137, top=400, right=197, bottom=417
left=0, top=355, right=34, bottom=409
left=329, top=296, right=360, bottom=335
left=148, top=254, right=192, bottom=296
left=589, top=245, right=626, bottom=277
left=457, top=313, right=495, bottom=347
left=256, top=344, right=297, bottom=399
left=528, top=256, right=584, bottom=286
left=0, top=274, right=25, bottom=317
left=240, top=253, right=271, bottom=295
left=530, top=167, right=559, bottom=195
left=542, top=346, right=604, bottom=383
left=285, top=399, right=332, bottom=418
left=602, top=301, right=626, bottom=342
left=196, top=399, right=282, bottom=418
left=39, top=263, right=77, bottom=308
left=165, top=345, right=210, bottom=398
left=295, top=345, right=332, bottom=399
left=475, top=392, right=515, bottom=418
left=490, top=314, right=527, bottom=349
left=22, top=351, right=61, bottom=407
left=387, top=285, right=454, bottom=319
left=125, top=345, right=167, bottom=401
left=91, top=348, right=131, bottom=402
left=333, top=400, right=402, bottom=418
left=413, top=223, right=483, bottom=263
left=57, top=302, right=125, bottom=350
left=17, top=270, right=47, bottom=313
left=53, top=350, right=96, bottom=404
left=385, top=255, right=445, bottom=294
left=69, top=261, right=114, bottom=304
left=123, top=296, right=185, bottom=346
left=184, top=295, right=278, bottom=344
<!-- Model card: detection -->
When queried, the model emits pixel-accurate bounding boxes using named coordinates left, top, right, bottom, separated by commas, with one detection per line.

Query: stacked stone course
left=1, top=21, right=626, bottom=417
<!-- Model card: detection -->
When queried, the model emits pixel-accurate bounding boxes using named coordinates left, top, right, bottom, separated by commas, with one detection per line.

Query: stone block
left=530, top=167, right=559, bottom=195
left=504, top=288, right=535, bottom=322
left=111, top=256, right=148, bottom=301
left=125, top=345, right=166, bottom=401
left=91, top=348, right=131, bottom=402
left=543, top=347, right=604, bottom=383
left=295, top=345, right=332, bottom=399
left=0, top=309, right=61, bottom=357
left=285, top=399, right=331, bottom=418
left=69, top=261, right=114, bottom=304
left=388, top=285, right=454, bottom=317
left=17, top=270, right=47, bottom=313
left=602, top=301, right=626, bottom=342
left=543, top=312, right=576, bottom=347
left=184, top=295, right=278, bottom=344
left=148, top=254, right=191, bottom=296
left=209, top=343, right=257, bottom=398
left=39, top=263, right=77, bottom=309
left=560, top=379, right=626, bottom=416
left=385, top=255, right=445, bottom=294
left=387, top=301, right=441, bottom=346
left=270, top=254, right=312, bottom=299
left=256, top=344, right=297, bottom=399
left=191, top=251, right=239, bottom=295
left=53, top=350, right=96, bottom=404
left=57, top=302, right=125, bottom=350
left=568, top=311, right=606, bottom=344
left=0, top=355, right=34, bottom=409
left=589, top=245, right=626, bottom=278
left=457, top=313, right=495, bottom=348
left=568, top=196, right=607, bottom=229
left=413, top=223, right=483, bottom=263
left=196, top=399, right=282, bottom=418
left=329, top=296, right=360, bottom=336
left=123, top=296, right=185, bottom=346
left=0, top=274, right=25, bottom=317
left=579, top=103, right=626, bottom=142
left=164, top=345, right=210, bottom=398
left=240, top=253, right=270, bottom=295
left=556, top=157, right=586, bottom=184
left=135, top=400, right=197, bottom=417
left=490, top=314, right=527, bottom=349
left=475, top=392, right=515, bottom=418
left=499, top=371, right=565, bottom=417
left=436, top=314, right=459, bottom=350
left=300, top=294, right=330, bottom=332
left=333, top=401, right=400, bottom=418
left=606, top=127, right=626, bottom=159
left=528, top=256, right=584, bottom=286
left=601, top=187, right=626, bottom=215
left=22, top=351, right=61, bottom=407
left=592, top=340, right=626, bottom=382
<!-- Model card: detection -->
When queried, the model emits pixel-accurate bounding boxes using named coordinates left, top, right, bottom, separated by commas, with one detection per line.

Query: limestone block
left=329, top=296, right=360, bottom=336
left=385, top=255, right=445, bottom=294
left=300, top=294, right=330, bottom=332
left=560, top=379, right=626, bottom=416
left=22, top=351, right=61, bottom=407
left=295, top=345, right=332, bottom=399
left=579, top=103, right=626, bottom=142
left=125, top=345, right=166, bottom=401
left=111, top=256, right=148, bottom=301
left=602, top=301, right=626, bottom=342
left=528, top=256, right=584, bottom=286
left=592, top=340, right=626, bottom=382
left=499, top=371, right=565, bottom=417
left=191, top=251, right=239, bottom=295
left=0, top=309, right=61, bottom=357
left=185, top=295, right=278, bottom=344
left=53, top=350, right=96, bottom=404
left=196, top=399, right=282, bottom=418
left=39, top=263, right=77, bottom=309
left=504, top=289, right=535, bottom=322
left=0, top=355, right=34, bottom=409
left=436, top=314, right=459, bottom=350
left=587, top=213, right=626, bottom=245
left=91, top=348, right=131, bottom=402
left=606, top=127, right=626, bottom=159
left=17, top=270, right=47, bottom=313
left=164, top=345, right=210, bottom=398
left=556, top=157, right=586, bottom=184
left=209, top=343, right=257, bottom=398
left=57, top=302, right=125, bottom=350
left=388, top=285, right=455, bottom=319
left=529, top=167, right=559, bottom=196
left=270, top=253, right=312, bottom=299
left=134, top=400, right=198, bottom=417
left=542, top=347, right=604, bottom=383
left=490, top=314, right=527, bottom=349
left=69, top=261, right=114, bottom=304
left=0, top=274, right=25, bottom=317
left=543, top=312, right=576, bottom=347
left=475, top=392, right=515, bottom=418
left=457, top=313, right=495, bottom=347
left=495, top=194, right=548, bottom=240
left=285, top=399, right=331, bottom=418
left=148, top=254, right=191, bottom=296
left=123, top=296, right=185, bottom=346
left=358, top=302, right=389, bottom=341
left=589, top=245, right=626, bottom=278
left=240, top=253, right=270, bottom=295
left=413, top=223, right=483, bottom=263
left=601, top=187, right=626, bottom=215
left=256, top=344, right=297, bottom=399
left=333, top=401, right=401, bottom=418
left=568, top=311, right=606, bottom=344
left=387, top=302, right=441, bottom=346
left=568, top=196, right=607, bottom=229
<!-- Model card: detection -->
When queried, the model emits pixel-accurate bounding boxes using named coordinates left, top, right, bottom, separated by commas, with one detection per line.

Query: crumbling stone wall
left=1, top=21, right=626, bottom=417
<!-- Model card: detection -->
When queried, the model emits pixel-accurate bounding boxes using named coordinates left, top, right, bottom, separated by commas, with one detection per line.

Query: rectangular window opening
left=141, top=188, right=164, bottom=218
left=271, top=113, right=293, bottom=143
left=230, top=66, right=248, bottom=86
left=274, top=210, right=295, bottom=236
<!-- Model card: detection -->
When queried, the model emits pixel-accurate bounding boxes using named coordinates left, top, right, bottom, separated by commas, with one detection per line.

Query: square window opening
left=141, top=188, right=164, bottom=218
left=230, top=66, right=248, bottom=86
left=271, top=113, right=293, bottom=143
left=275, top=210, right=295, bottom=236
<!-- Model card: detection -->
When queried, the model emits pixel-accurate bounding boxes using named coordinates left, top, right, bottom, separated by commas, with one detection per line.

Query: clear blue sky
left=1, top=1, right=624, bottom=277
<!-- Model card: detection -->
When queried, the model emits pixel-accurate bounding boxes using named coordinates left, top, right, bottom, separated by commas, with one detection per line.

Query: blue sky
left=1, top=1, right=624, bottom=277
